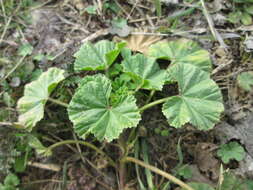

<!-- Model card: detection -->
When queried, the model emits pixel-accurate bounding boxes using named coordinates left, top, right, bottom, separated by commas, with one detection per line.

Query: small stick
left=81, top=29, right=108, bottom=43
left=200, top=0, right=227, bottom=49
left=28, top=161, right=61, bottom=172
left=129, top=16, right=161, bottom=23
left=211, top=60, right=233, bottom=76
left=0, top=16, right=12, bottom=44
left=0, top=122, right=13, bottom=126
left=56, top=13, right=89, bottom=34
left=0, top=55, right=25, bottom=83
left=123, top=157, right=195, bottom=190
left=113, top=0, right=130, bottom=18
left=0, top=0, right=6, bottom=23
left=48, top=97, right=69, bottom=108
left=126, top=0, right=139, bottom=20
left=22, top=179, right=63, bottom=185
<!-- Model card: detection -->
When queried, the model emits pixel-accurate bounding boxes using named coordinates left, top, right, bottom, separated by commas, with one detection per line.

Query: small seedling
left=237, top=71, right=253, bottom=91
left=0, top=173, right=20, bottom=190
left=217, top=141, right=246, bottom=164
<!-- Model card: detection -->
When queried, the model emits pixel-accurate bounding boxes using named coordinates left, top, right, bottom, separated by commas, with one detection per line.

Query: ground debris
left=215, top=114, right=253, bottom=177
left=193, top=143, right=220, bottom=181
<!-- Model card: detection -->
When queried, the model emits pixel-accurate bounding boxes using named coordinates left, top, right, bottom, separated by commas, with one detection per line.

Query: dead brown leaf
left=114, top=29, right=166, bottom=55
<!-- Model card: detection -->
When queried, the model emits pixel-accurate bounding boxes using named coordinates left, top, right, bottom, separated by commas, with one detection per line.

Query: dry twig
left=200, top=0, right=227, bottom=49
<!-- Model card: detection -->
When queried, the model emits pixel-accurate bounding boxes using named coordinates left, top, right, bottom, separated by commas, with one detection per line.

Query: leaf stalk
left=45, top=140, right=116, bottom=168
left=122, top=156, right=195, bottom=190
left=48, top=97, right=69, bottom=108
left=139, top=97, right=170, bottom=112
left=48, top=96, right=170, bottom=113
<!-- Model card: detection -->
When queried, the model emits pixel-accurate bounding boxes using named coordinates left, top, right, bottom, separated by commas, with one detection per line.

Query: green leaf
left=122, top=54, right=167, bottom=90
left=162, top=64, right=224, bottom=130
left=74, top=40, right=125, bottom=71
left=85, top=5, right=97, bottom=14
left=103, top=2, right=120, bottom=14
left=17, top=67, right=65, bottom=131
left=233, top=0, right=253, bottom=3
left=182, top=182, right=214, bottom=190
left=177, top=164, right=192, bottom=179
left=153, top=0, right=162, bottom=17
left=14, top=154, right=27, bottom=172
left=217, top=142, right=246, bottom=164
left=68, top=74, right=141, bottom=142
left=111, top=17, right=127, bottom=28
left=161, top=129, right=170, bottom=136
left=220, top=172, right=249, bottom=190
left=237, top=71, right=253, bottom=91
left=28, top=135, right=50, bottom=155
left=245, top=180, right=253, bottom=189
left=148, top=39, right=212, bottom=73
left=241, top=12, right=252, bottom=25
left=3, top=92, right=14, bottom=107
left=18, top=43, right=33, bottom=56
left=244, top=4, right=253, bottom=15
left=0, top=186, right=16, bottom=190
left=228, top=11, right=242, bottom=24
left=4, top=173, right=19, bottom=186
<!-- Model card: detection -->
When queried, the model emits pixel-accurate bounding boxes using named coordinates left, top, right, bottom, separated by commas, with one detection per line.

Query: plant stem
left=48, top=94, right=169, bottom=114
left=145, top=90, right=155, bottom=104
left=139, top=97, right=170, bottom=112
left=118, top=134, right=128, bottom=189
left=123, top=157, right=195, bottom=190
left=48, top=97, right=69, bottom=108
left=119, top=159, right=126, bottom=189
left=46, top=140, right=116, bottom=168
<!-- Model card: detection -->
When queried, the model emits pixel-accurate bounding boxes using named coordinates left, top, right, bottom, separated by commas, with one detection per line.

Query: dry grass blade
left=200, top=0, right=227, bottom=49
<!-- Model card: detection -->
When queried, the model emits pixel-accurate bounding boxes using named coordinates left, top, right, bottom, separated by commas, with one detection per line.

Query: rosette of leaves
left=148, top=39, right=224, bottom=130
left=74, top=40, right=125, bottom=71
left=17, top=67, right=65, bottom=131
left=16, top=39, right=224, bottom=142
left=67, top=74, right=141, bottom=142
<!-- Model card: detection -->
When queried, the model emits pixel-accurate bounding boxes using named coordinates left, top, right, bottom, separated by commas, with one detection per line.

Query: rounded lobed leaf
left=122, top=53, right=167, bottom=90
left=68, top=74, right=141, bottom=142
left=74, top=40, right=125, bottom=71
left=4, top=173, right=20, bottom=187
left=162, top=64, right=224, bottom=130
left=148, top=39, right=212, bottom=73
left=217, top=142, right=246, bottom=164
left=17, top=67, right=65, bottom=131
left=237, top=71, right=253, bottom=91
